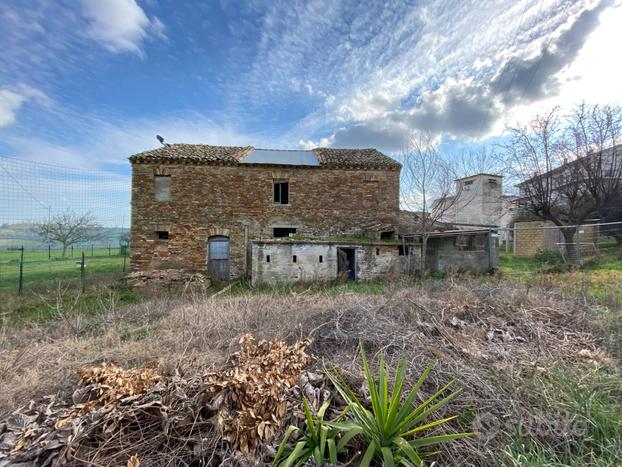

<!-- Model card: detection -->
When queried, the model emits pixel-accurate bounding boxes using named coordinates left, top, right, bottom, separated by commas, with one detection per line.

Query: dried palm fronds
left=203, top=334, right=312, bottom=454
left=76, top=361, right=161, bottom=404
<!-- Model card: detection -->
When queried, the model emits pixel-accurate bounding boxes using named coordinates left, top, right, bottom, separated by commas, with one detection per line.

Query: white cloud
left=288, top=0, right=616, bottom=151
left=0, top=85, right=50, bottom=127
left=80, top=0, right=165, bottom=55
left=0, top=89, right=25, bottom=127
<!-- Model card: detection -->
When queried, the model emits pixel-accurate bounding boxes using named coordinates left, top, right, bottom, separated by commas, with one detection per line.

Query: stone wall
left=131, top=163, right=400, bottom=275
left=251, top=241, right=416, bottom=286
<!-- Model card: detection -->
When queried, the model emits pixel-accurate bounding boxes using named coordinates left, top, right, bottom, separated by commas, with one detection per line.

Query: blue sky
left=1, top=1, right=621, bottom=199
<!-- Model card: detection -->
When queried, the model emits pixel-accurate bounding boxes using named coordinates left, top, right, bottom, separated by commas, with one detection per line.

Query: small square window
left=273, top=227, right=296, bottom=238
left=156, top=231, right=169, bottom=240
left=319, top=255, right=323, bottom=263
left=293, top=255, right=297, bottom=263
left=266, top=255, right=271, bottom=263
left=376, top=248, right=380, bottom=255
left=273, top=180, right=289, bottom=204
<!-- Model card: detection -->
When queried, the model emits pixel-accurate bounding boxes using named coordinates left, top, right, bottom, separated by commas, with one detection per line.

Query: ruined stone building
left=129, top=144, right=401, bottom=278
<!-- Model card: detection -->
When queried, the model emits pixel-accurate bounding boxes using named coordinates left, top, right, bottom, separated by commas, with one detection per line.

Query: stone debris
left=126, top=269, right=211, bottom=290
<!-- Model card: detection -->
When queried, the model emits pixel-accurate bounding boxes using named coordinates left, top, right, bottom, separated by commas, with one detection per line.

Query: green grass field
left=0, top=247, right=128, bottom=294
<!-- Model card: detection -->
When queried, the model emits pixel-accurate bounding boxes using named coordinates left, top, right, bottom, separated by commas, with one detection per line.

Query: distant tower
left=451, top=174, right=503, bottom=226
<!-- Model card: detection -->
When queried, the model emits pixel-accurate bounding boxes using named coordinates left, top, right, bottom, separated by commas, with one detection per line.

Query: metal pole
left=71, top=245, right=74, bottom=258
left=575, top=225, right=582, bottom=266
left=48, top=243, right=51, bottom=260
left=108, top=244, right=111, bottom=256
left=91, top=244, right=94, bottom=257
left=18, top=245, right=24, bottom=295
left=122, top=247, right=127, bottom=273
left=80, top=252, right=85, bottom=293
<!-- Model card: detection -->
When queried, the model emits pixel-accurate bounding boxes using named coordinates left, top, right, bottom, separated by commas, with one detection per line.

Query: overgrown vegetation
left=1, top=279, right=619, bottom=465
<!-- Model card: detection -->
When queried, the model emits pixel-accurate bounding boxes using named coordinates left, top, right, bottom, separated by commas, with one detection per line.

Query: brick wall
left=131, top=163, right=400, bottom=275
left=513, top=221, right=598, bottom=257
left=514, top=221, right=550, bottom=257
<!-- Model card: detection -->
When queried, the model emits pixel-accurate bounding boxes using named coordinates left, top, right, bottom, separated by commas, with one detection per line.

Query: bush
left=534, top=249, right=567, bottom=272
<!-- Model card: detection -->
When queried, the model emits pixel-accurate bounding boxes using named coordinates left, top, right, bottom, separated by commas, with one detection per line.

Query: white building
left=434, top=173, right=517, bottom=229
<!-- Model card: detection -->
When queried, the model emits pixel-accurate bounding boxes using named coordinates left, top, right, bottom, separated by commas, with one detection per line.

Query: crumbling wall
left=251, top=242, right=337, bottom=285
left=251, top=241, right=419, bottom=285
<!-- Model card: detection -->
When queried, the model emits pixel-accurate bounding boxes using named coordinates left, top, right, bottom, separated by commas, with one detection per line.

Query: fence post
left=122, top=247, right=127, bottom=273
left=18, top=245, right=24, bottom=296
left=91, top=244, right=94, bottom=257
left=80, top=252, right=85, bottom=293
left=108, top=244, right=111, bottom=256
left=487, top=230, right=494, bottom=272
left=48, top=243, right=51, bottom=260
left=575, top=225, right=582, bottom=266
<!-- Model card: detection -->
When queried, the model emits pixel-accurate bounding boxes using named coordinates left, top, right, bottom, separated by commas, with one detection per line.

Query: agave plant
left=327, top=347, right=473, bottom=466
left=272, top=397, right=359, bottom=466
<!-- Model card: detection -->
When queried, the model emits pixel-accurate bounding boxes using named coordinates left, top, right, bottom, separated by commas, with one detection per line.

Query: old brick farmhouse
left=129, top=144, right=402, bottom=279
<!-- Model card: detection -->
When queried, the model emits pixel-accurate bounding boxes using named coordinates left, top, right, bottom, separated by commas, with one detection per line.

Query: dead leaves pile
left=76, top=361, right=161, bottom=404
left=0, top=335, right=313, bottom=465
left=204, top=334, right=312, bottom=454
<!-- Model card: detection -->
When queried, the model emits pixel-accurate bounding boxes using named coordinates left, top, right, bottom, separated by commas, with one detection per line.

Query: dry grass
left=0, top=278, right=619, bottom=465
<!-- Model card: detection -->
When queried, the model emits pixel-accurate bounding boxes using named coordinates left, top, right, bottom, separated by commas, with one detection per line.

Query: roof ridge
left=253, top=148, right=313, bottom=152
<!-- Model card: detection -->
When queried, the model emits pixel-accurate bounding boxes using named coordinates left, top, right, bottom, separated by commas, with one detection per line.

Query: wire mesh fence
left=497, top=221, right=622, bottom=266
left=0, top=244, right=130, bottom=297
left=0, top=155, right=131, bottom=297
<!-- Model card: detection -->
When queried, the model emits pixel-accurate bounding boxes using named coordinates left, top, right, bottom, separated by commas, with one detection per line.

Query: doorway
left=208, top=236, right=230, bottom=279
left=337, top=247, right=356, bottom=281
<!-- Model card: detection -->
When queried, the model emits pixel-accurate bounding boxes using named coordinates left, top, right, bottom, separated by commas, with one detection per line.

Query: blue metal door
left=208, top=236, right=230, bottom=279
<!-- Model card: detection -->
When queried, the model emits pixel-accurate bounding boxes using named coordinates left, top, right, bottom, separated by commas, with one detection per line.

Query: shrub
left=273, top=398, right=357, bottom=466
left=534, top=249, right=567, bottom=272
left=327, top=348, right=473, bottom=466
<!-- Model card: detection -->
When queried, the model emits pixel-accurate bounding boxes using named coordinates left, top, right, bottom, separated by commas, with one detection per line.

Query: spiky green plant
left=272, top=397, right=359, bottom=467
left=327, top=347, right=473, bottom=466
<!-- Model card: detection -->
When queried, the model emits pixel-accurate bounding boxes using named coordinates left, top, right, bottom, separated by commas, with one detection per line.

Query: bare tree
left=34, top=211, right=101, bottom=257
left=568, top=103, right=622, bottom=222
left=503, top=104, right=622, bottom=254
left=400, top=133, right=470, bottom=275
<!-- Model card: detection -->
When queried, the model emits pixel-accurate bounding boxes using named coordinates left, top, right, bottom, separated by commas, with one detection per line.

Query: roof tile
left=129, top=144, right=400, bottom=170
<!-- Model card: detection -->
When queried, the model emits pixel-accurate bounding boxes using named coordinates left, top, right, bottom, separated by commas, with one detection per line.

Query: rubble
left=126, top=269, right=211, bottom=290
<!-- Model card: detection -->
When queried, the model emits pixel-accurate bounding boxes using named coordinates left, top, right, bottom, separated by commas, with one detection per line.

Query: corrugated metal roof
left=240, top=149, right=319, bottom=166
